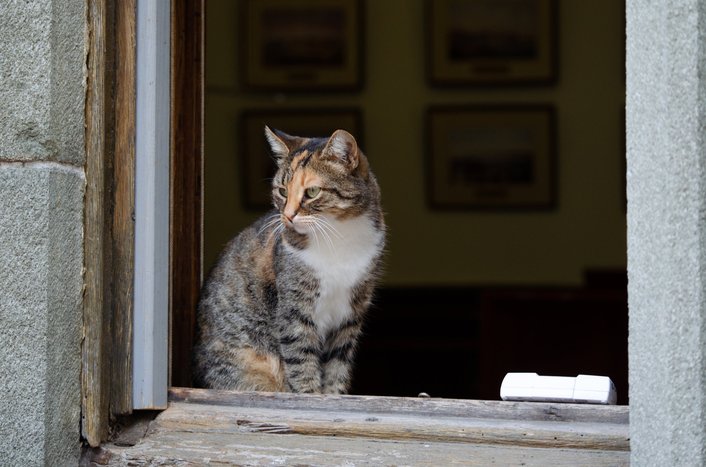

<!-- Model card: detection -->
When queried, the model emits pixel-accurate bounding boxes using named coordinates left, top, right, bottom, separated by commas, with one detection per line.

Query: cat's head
left=264, top=126, right=379, bottom=235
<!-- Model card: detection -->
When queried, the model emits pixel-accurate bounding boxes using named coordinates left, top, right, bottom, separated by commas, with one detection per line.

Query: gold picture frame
left=241, top=0, right=363, bottom=91
left=240, top=109, right=363, bottom=210
left=427, top=0, right=557, bottom=85
left=426, top=105, right=556, bottom=210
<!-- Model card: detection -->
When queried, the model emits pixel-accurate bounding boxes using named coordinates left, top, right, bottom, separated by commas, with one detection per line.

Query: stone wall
left=3, top=0, right=706, bottom=465
left=0, top=0, right=86, bottom=465
left=627, top=0, right=706, bottom=465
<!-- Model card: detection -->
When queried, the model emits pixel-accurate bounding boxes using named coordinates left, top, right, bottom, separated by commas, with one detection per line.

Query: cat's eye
left=305, top=186, right=321, bottom=199
left=278, top=187, right=288, bottom=198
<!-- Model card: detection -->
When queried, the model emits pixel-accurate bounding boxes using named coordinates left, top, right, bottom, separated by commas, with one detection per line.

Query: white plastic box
left=500, top=373, right=617, bottom=405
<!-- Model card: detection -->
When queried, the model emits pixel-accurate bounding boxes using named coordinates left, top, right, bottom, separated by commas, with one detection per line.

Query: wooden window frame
left=133, top=0, right=171, bottom=410
left=82, top=2, right=628, bottom=462
left=83, top=0, right=203, bottom=446
left=170, top=0, right=204, bottom=391
left=83, top=0, right=136, bottom=446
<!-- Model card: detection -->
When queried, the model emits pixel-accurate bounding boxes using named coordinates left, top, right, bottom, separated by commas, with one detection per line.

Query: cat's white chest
left=290, top=215, right=383, bottom=338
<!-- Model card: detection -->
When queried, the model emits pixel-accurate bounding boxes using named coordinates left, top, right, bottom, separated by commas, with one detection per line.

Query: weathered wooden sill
left=85, top=387, right=630, bottom=466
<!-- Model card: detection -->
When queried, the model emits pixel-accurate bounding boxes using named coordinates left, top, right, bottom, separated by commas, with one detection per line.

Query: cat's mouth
left=282, top=215, right=309, bottom=235
left=282, top=213, right=342, bottom=243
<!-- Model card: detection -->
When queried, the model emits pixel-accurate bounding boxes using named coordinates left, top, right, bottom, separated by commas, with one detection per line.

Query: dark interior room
left=191, top=0, right=627, bottom=404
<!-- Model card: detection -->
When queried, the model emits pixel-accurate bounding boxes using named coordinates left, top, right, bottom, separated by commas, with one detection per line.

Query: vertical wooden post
left=170, top=0, right=205, bottom=388
left=83, top=0, right=116, bottom=447
left=112, top=0, right=137, bottom=417
left=83, top=0, right=137, bottom=446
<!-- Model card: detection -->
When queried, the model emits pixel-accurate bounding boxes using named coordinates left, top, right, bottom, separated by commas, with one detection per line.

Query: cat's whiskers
left=297, top=216, right=318, bottom=238
left=312, top=220, right=335, bottom=253
left=297, top=216, right=336, bottom=254
left=257, top=214, right=282, bottom=236
left=273, top=222, right=285, bottom=237
left=266, top=221, right=286, bottom=243
left=308, top=220, right=322, bottom=250
left=313, top=221, right=342, bottom=255
left=310, top=217, right=337, bottom=254
left=311, top=214, right=343, bottom=240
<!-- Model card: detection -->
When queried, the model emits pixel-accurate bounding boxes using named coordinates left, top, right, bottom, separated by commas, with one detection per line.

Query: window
left=83, top=1, right=629, bottom=460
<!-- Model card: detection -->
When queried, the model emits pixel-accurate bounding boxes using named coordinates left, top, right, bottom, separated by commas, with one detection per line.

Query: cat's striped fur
left=193, top=128, right=385, bottom=393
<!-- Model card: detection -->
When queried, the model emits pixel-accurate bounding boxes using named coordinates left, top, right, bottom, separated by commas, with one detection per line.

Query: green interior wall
left=204, top=0, right=626, bottom=286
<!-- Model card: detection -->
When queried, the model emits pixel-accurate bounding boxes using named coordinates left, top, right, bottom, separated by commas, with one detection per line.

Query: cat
left=193, top=127, right=385, bottom=394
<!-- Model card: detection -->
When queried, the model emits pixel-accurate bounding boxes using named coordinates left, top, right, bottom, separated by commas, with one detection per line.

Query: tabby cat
left=193, top=127, right=385, bottom=394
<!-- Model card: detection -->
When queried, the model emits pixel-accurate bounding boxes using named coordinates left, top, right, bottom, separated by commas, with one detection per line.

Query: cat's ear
left=264, top=126, right=296, bottom=162
left=322, top=129, right=359, bottom=171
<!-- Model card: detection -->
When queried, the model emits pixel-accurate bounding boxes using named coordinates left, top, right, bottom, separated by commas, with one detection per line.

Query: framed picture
left=240, top=109, right=363, bottom=210
left=426, top=106, right=556, bottom=210
left=427, top=0, right=557, bottom=85
left=241, top=0, right=363, bottom=91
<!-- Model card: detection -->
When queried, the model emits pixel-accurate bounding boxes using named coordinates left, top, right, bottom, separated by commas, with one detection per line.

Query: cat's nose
left=283, top=211, right=296, bottom=224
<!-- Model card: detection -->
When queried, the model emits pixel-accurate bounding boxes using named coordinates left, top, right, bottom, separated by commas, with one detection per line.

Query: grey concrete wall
left=0, top=0, right=85, bottom=165
left=627, top=0, right=706, bottom=465
left=0, top=0, right=86, bottom=465
left=0, top=164, right=85, bottom=465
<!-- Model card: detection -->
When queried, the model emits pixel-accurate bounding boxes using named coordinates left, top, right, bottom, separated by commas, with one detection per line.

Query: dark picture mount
left=426, top=105, right=556, bottom=210
left=427, top=0, right=557, bottom=86
left=241, top=0, right=364, bottom=91
left=239, top=108, right=363, bottom=210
